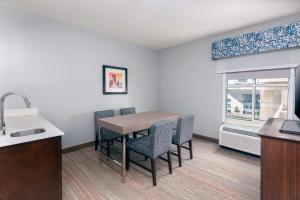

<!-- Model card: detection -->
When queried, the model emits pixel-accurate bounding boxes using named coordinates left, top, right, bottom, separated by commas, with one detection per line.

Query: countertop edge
left=0, top=112, right=64, bottom=148
left=258, top=118, right=300, bottom=143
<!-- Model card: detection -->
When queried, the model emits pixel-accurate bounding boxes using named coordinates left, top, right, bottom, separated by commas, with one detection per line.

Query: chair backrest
left=120, top=107, right=136, bottom=115
left=148, top=120, right=173, bottom=158
left=94, top=110, right=114, bottom=134
left=174, top=115, right=194, bottom=145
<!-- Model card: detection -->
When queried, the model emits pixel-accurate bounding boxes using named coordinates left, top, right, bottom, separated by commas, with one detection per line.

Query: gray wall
left=2, top=3, right=300, bottom=145
left=0, top=4, right=158, bottom=148
left=158, top=13, right=300, bottom=139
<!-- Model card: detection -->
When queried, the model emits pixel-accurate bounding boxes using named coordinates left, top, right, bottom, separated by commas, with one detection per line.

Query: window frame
left=225, top=77, right=289, bottom=127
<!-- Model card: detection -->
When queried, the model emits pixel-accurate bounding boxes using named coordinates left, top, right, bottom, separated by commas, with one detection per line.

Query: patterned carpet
left=62, top=138, right=260, bottom=200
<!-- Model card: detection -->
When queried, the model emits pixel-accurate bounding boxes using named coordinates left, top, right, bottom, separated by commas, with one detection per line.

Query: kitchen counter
left=0, top=108, right=63, bottom=200
left=0, top=108, right=64, bottom=148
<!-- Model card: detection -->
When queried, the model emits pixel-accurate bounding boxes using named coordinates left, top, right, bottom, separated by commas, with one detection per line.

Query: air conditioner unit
left=219, top=124, right=261, bottom=156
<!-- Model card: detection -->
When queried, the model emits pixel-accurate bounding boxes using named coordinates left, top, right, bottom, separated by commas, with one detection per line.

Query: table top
left=259, top=118, right=300, bottom=143
left=98, top=111, right=180, bottom=134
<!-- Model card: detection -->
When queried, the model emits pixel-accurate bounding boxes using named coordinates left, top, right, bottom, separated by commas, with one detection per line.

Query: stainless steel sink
left=10, top=128, right=46, bottom=137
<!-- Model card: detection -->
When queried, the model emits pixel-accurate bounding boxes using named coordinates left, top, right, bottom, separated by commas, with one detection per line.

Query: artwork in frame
left=103, top=65, right=128, bottom=95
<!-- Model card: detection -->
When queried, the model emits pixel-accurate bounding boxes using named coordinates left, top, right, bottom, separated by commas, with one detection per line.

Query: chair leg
left=126, top=149, right=130, bottom=171
left=111, top=140, right=114, bottom=146
left=100, top=140, right=103, bottom=153
left=189, top=140, right=193, bottom=159
left=177, top=145, right=182, bottom=167
left=151, top=158, right=157, bottom=186
left=106, top=141, right=111, bottom=158
left=167, top=151, right=172, bottom=174
left=95, top=134, right=99, bottom=151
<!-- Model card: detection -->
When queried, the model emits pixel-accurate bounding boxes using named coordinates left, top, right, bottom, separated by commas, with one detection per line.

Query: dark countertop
left=259, top=118, right=300, bottom=143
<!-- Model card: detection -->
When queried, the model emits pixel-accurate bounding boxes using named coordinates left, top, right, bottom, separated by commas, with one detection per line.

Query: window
left=226, top=77, right=289, bottom=125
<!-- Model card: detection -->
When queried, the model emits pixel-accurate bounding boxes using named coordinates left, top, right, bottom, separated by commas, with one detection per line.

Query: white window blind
left=226, top=69, right=290, bottom=80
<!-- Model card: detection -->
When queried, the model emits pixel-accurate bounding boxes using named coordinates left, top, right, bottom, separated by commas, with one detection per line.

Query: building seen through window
left=226, top=78, right=288, bottom=123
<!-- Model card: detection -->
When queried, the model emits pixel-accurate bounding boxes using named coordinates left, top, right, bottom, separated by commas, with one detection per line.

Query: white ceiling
left=1, top=0, right=300, bottom=49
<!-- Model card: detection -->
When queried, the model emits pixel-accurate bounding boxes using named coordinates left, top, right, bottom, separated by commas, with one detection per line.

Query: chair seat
left=127, top=136, right=154, bottom=158
left=101, top=128, right=122, bottom=141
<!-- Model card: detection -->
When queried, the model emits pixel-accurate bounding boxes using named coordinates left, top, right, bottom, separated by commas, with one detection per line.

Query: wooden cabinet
left=259, top=118, right=300, bottom=200
left=0, top=136, right=62, bottom=200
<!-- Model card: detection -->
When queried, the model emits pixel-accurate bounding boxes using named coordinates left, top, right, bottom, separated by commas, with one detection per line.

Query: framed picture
left=103, top=65, right=128, bottom=95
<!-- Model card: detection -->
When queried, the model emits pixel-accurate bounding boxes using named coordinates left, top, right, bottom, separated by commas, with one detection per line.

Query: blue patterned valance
left=212, top=22, right=300, bottom=60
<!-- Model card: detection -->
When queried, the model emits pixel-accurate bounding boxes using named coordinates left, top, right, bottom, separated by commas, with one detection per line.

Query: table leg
left=122, top=135, right=126, bottom=183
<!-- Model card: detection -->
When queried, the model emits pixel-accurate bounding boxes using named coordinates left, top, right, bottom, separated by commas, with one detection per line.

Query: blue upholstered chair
left=120, top=107, right=136, bottom=115
left=126, top=120, right=173, bottom=186
left=94, top=110, right=122, bottom=157
left=172, top=115, right=194, bottom=167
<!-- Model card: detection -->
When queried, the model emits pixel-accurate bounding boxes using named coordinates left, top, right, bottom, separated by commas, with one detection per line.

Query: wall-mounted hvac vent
left=219, top=125, right=261, bottom=156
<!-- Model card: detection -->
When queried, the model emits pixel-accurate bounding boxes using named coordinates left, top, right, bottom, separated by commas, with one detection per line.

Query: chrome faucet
left=0, top=92, right=31, bottom=135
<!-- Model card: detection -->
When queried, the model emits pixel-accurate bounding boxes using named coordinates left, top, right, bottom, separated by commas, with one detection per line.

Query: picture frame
left=103, top=65, right=128, bottom=95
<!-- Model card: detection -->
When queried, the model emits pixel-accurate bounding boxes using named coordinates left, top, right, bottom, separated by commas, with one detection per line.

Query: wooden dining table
left=97, top=111, right=180, bottom=182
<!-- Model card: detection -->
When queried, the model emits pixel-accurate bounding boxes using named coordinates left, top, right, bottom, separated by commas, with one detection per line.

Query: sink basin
left=10, top=128, right=46, bottom=137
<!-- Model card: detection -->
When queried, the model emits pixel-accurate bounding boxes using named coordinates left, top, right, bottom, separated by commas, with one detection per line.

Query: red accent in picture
left=109, top=72, right=123, bottom=88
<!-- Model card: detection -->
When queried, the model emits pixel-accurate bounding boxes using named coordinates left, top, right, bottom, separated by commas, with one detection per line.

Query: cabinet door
left=0, top=137, right=62, bottom=200
left=261, top=137, right=300, bottom=200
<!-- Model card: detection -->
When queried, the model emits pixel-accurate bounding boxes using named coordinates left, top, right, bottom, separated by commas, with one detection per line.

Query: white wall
left=158, top=13, right=300, bottom=139
left=158, top=37, right=223, bottom=139
left=2, top=4, right=300, bottom=144
left=0, top=4, right=158, bottom=148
